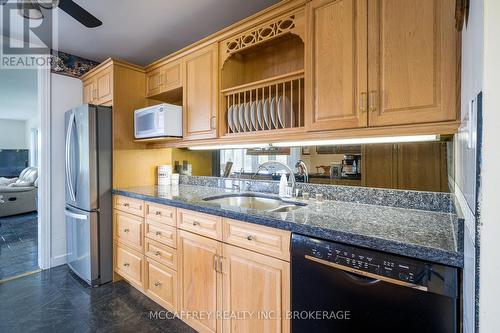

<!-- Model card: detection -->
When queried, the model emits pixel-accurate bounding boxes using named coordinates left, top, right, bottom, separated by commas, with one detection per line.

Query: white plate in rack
left=270, top=97, right=278, bottom=129
left=250, top=101, right=257, bottom=131
left=263, top=98, right=271, bottom=130
left=233, top=104, right=240, bottom=132
left=256, top=100, right=264, bottom=130
left=277, top=96, right=292, bottom=128
left=244, top=102, right=252, bottom=131
left=227, top=105, right=235, bottom=133
left=238, top=103, right=246, bottom=132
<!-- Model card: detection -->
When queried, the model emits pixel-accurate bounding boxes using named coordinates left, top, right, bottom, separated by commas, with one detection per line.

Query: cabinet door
left=361, top=144, right=397, bottom=189
left=183, top=43, right=218, bottom=140
left=367, top=0, right=457, bottom=126
left=95, top=66, right=113, bottom=105
left=306, top=0, right=368, bottom=131
left=222, top=244, right=290, bottom=333
left=83, top=79, right=94, bottom=104
left=146, top=67, right=163, bottom=97
left=163, top=60, right=182, bottom=91
left=178, top=230, right=221, bottom=333
left=396, top=142, right=447, bottom=192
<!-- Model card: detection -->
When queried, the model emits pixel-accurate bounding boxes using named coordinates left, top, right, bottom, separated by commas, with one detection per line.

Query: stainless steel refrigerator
left=65, top=104, right=112, bottom=286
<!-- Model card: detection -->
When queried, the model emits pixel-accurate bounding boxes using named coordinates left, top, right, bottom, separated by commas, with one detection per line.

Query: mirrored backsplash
left=213, top=142, right=452, bottom=193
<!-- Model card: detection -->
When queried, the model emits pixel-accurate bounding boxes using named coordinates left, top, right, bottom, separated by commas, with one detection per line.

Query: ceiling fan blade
left=58, top=0, right=101, bottom=28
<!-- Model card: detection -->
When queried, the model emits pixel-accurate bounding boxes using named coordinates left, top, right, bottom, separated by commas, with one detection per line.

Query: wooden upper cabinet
left=83, top=79, right=94, bottom=104
left=183, top=43, right=218, bottom=140
left=306, top=0, right=368, bottom=131
left=95, top=66, right=113, bottom=105
left=222, top=244, right=290, bottom=333
left=178, top=230, right=221, bottom=333
left=367, top=0, right=457, bottom=126
left=145, top=60, right=182, bottom=98
left=82, top=64, right=113, bottom=105
left=146, top=67, right=163, bottom=97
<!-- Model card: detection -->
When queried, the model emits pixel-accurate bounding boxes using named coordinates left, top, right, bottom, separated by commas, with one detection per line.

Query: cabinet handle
left=213, top=255, right=218, bottom=272
left=155, top=231, right=162, bottom=236
left=369, top=90, right=377, bottom=112
left=193, top=221, right=200, bottom=226
left=360, top=92, right=367, bottom=113
left=154, top=281, right=162, bottom=287
left=123, top=263, right=130, bottom=267
left=124, top=228, right=130, bottom=233
left=210, top=116, right=216, bottom=130
left=218, top=256, right=224, bottom=274
left=123, top=203, right=130, bottom=207
left=155, top=251, right=161, bottom=256
left=155, top=211, right=162, bottom=216
left=246, top=235, right=254, bottom=241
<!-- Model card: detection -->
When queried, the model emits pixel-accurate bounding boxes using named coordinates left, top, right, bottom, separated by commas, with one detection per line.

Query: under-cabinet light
left=272, top=135, right=440, bottom=147
left=188, top=143, right=271, bottom=150
left=187, top=135, right=440, bottom=150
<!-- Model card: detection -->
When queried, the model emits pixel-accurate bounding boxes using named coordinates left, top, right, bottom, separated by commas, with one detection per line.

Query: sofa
left=0, top=167, right=38, bottom=217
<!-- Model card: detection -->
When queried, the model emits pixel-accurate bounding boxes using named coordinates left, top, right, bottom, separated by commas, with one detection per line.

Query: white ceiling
left=3, top=0, right=280, bottom=66
left=0, top=69, right=38, bottom=120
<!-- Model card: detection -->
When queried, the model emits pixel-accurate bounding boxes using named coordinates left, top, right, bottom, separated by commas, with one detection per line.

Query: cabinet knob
left=154, top=281, right=162, bottom=287
left=246, top=235, right=254, bottom=241
left=124, top=228, right=130, bottom=233
left=155, top=231, right=162, bottom=236
left=123, top=263, right=130, bottom=267
left=155, top=251, right=161, bottom=256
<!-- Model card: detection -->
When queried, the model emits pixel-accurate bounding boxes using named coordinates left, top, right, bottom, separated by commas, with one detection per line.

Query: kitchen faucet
left=252, top=161, right=296, bottom=196
left=232, top=168, right=244, bottom=192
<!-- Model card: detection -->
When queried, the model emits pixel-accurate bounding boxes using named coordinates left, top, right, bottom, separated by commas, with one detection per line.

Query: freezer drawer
left=65, top=206, right=99, bottom=285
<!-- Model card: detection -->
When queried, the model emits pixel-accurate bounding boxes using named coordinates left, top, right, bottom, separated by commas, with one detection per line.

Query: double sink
left=203, top=193, right=307, bottom=213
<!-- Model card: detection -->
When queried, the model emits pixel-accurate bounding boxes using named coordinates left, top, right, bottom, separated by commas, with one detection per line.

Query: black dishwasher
left=291, top=234, right=458, bottom=333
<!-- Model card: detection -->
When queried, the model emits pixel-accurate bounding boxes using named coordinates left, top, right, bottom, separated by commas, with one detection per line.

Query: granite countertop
left=113, top=184, right=464, bottom=268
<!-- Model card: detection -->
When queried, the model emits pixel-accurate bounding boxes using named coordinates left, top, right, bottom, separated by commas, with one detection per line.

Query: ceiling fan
left=0, top=0, right=102, bottom=28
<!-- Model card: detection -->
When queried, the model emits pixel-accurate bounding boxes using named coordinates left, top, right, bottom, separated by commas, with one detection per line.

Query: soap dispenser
left=279, top=173, right=287, bottom=197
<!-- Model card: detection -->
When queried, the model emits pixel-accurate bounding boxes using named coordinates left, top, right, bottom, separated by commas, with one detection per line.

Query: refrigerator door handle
left=64, top=209, right=88, bottom=220
left=65, top=112, right=77, bottom=203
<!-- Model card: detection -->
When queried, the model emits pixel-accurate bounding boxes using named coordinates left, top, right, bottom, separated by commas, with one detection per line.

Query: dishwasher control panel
left=303, top=237, right=429, bottom=286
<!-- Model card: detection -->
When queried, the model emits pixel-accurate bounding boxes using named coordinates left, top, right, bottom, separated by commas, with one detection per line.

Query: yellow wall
left=171, top=149, right=213, bottom=176
left=113, top=148, right=172, bottom=188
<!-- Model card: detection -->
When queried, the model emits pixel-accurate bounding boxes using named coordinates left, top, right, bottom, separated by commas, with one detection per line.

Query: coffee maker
left=341, top=154, right=361, bottom=177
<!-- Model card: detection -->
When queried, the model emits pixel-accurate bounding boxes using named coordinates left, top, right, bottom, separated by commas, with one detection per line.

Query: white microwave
left=134, top=103, right=182, bottom=139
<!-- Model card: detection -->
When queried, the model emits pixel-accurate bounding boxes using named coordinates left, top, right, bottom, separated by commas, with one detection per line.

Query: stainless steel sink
left=203, top=193, right=306, bottom=212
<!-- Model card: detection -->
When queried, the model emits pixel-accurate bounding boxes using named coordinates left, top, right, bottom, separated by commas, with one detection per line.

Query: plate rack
left=221, top=70, right=305, bottom=135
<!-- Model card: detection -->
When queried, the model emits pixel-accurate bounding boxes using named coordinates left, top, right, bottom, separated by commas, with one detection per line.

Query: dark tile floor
left=0, top=212, right=39, bottom=280
left=0, top=265, right=196, bottom=333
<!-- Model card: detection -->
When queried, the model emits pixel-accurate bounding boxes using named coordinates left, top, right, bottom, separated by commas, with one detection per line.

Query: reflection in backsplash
left=214, top=142, right=452, bottom=193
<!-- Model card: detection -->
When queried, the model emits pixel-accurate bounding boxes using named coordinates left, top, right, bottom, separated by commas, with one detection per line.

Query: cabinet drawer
left=145, top=220, right=177, bottom=248
left=145, top=238, right=177, bottom=270
left=177, top=209, right=222, bottom=240
left=113, top=210, right=143, bottom=252
left=115, top=242, right=144, bottom=289
left=145, top=202, right=176, bottom=226
left=223, top=218, right=291, bottom=261
left=146, top=258, right=178, bottom=312
left=114, top=195, right=144, bottom=217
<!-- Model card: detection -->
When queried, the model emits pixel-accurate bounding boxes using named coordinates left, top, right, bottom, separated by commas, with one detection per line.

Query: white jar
left=158, top=165, right=172, bottom=185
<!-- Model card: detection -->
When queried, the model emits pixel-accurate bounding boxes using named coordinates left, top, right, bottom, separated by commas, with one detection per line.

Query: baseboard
left=50, top=253, right=68, bottom=267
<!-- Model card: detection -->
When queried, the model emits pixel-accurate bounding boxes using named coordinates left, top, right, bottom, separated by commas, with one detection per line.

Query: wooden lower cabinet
left=145, top=257, right=178, bottom=312
left=222, top=244, right=290, bottom=333
left=178, top=229, right=222, bottom=333
left=114, top=242, right=144, bottom=289
left=114, top=198, right=291, bottom=333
